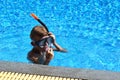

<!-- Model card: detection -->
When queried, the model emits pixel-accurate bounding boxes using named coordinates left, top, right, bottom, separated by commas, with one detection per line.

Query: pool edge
left=0, top=61, right=120, bottom=80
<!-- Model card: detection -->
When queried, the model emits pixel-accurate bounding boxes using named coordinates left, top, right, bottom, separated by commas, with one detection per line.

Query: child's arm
left=48, top=32, right=67, bottom=52
left=53, top=42, right=67, bottom=52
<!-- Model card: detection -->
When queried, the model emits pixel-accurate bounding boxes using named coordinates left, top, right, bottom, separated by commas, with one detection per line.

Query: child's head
left=30, top=25, right=48, bottom=41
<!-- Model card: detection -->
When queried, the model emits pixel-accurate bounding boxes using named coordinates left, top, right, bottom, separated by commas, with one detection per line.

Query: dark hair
left=30, top=25, right=48, bottom=40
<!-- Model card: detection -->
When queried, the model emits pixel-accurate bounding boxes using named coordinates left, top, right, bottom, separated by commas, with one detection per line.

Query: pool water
left=0, top=0, right=120, bottom=72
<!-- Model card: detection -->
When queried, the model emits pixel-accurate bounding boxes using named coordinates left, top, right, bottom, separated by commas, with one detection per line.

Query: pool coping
left=0, top=61, right=120, bottom=80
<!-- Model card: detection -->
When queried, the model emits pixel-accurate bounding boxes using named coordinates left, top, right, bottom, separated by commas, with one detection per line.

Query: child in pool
left=27, top=25, right=67, bottom=65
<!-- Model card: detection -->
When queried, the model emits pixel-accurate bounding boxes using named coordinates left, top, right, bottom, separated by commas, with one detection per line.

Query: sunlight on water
left=0, top=0, right=120, bottom=72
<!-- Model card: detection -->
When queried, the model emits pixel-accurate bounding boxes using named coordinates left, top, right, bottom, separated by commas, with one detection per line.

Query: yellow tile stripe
left=0, top=71, right=82, bottom=80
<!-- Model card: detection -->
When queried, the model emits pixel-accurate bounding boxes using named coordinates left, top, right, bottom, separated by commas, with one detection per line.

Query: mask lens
left=38, top=39, right=46, bottom=46
left=47, top=37, right=53, bottom=44
left=35, top=36, right=53, bottom=47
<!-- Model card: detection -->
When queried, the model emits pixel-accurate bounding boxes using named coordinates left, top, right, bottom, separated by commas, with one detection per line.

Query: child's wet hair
left=30, top=25, right=48, bottom=40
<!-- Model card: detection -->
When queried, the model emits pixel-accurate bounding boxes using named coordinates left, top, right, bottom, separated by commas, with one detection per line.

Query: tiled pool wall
left=0, top=0, right=120, bottom=71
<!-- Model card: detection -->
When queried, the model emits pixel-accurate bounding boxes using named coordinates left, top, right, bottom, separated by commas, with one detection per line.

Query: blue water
left=0, top=0, right=120, bottom=72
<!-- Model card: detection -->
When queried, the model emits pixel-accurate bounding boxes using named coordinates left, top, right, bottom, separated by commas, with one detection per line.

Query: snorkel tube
left=31, top=13, right=49, bottom=32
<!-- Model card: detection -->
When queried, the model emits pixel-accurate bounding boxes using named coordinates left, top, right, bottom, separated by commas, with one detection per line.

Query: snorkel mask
left=35, top=36, right=54, bottom=48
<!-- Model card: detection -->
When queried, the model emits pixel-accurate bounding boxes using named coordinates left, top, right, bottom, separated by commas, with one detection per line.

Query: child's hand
left=46, top=48, right=54, bottom=60
left=48, top=32, right=67, bottom=53
left=47, top=48, right=54, bottom=57
left=32, top=57, right=39, bottom=63
left=48, top=32, right=55, bottom=38
left=48, top=32, right=56, bottom=43
left=59, top=48, right=67, bottom=52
